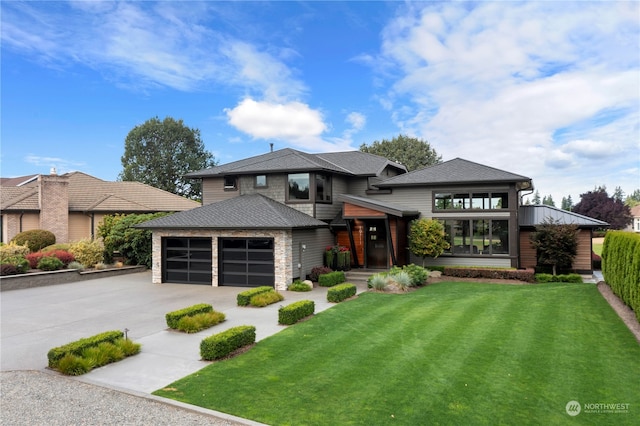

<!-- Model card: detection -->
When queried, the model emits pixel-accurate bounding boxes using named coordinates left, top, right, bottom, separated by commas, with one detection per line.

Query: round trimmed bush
left=11, top=229, right=56, bottom=252
left=37, top=256, right=64, bottom=271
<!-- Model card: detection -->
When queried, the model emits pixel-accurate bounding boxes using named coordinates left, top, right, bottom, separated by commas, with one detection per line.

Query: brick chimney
left=38, top=173, right=69, bottom=243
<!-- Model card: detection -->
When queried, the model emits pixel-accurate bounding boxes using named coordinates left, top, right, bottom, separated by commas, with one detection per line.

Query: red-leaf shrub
left=44, top=250, right=75, bottom=266
left=26, top=252, right=45, bottom=269
left=310, top=266, right=333, bottom=282
left=442, top=267, right=536, bottom=283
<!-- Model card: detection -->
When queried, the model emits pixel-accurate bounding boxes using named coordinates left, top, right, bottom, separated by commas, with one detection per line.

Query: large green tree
left=120, top=116, right=216, bottom=200
left=359, top=134, right=441, bottom=171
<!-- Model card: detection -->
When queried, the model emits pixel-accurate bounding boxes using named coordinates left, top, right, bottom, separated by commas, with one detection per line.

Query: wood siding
left=343, top=204, right=386, bottom=218
left=520, top=228, right=594, bottom=273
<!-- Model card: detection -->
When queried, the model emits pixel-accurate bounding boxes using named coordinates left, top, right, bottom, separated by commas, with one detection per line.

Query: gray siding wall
left=292, top=228, right=334, bottom=280
left=416, top=255, right=512, bottom=268
left=202, top=178, right=238, bottom=205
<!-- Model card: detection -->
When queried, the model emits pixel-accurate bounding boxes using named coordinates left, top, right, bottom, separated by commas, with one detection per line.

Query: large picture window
left=440, top=219, right=509, bottom=255
left=287, top=172, right=332, bottom=203
left=435, top=192, right=508, bottom=210
left=288, top=173, right=310, bottom=200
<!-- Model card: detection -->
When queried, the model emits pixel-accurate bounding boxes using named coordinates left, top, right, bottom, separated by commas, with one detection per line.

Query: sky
left=2, top=1, right=639, bottom=205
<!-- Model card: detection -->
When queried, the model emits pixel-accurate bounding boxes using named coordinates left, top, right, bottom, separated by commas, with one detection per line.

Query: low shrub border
left=318, top=271, right=346, bottom=287
left=249, top=291, right=284, bottom=307
left=327, top=283, right=357, bottom=303
left=279, top=300, right=315, bottom=325
left=166, top=304, right=214, bottom=329
left=47, top=330, right=124, bottom=368
left=442, top=267, right=535, bottom=283
left=200, top=325, right=256, bottom=361
left=535, top=273, right=583, bottom=283
left=237, top=286, right=274, bottom=306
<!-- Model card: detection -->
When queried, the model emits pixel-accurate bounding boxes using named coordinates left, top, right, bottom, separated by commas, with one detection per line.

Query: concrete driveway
left=1, top=271, right=348, bottom=394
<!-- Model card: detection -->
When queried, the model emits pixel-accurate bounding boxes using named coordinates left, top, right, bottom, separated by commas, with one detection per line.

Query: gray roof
left=376, top=158, right=531, bottom=187
left=136, top=194, right=328, bottom=229
left=186, top=148, right=406, bottom=178
left=338, top=194, right=419, bottom=217
left=519, top=205, right=609, bottom=228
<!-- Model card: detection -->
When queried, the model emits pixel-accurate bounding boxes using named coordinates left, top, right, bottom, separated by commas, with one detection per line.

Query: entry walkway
left=1, top=271, right=367, bottom=394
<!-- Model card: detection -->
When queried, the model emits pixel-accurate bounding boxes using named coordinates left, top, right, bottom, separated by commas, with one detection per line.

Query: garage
left=219, top=238, right=274, bottom=287
left=162, top=237, right=212, bottom=284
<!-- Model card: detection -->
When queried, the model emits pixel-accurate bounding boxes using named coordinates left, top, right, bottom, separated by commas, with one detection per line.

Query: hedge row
left=47, top=330, right=124, bottom=368
left=166, top=303, right=213, bottom=329
left=602, top=231, right=640, bottom=321
left=318, top=271, right=346, bottom=287
left=327, top=283, right=357, bottom=303
left=442, top=267, right=536, bottom=283
left=535, top=273, right=583, bottom=283
left=237, top=286, right=274, bottom=306
left=200, top=325, right=256, bottom=361
left=279, top=300, right=315, bottom=325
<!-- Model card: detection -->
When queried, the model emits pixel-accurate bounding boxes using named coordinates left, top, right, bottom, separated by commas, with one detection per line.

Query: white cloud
left=24, top=155, right=86, bottom=174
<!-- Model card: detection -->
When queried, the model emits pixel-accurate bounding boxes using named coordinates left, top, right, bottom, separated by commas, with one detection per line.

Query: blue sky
left=2, top=1, right=639, bottom=204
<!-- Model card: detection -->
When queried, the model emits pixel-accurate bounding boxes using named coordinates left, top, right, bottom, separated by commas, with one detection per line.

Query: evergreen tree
left=360, top=134, right=441, bottom=171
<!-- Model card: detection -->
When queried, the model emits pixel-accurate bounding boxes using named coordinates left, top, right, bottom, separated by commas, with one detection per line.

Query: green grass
left=154, top=283, right=640, bottom=425
left=593, top=243, right=603, bottom=256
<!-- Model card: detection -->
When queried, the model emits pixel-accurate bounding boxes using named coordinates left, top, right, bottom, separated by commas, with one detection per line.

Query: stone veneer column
left=38, top=174, right=69, bottom=243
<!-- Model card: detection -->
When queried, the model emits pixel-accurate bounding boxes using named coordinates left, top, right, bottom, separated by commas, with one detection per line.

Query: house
left=626, top=205, right=640, bottom=233
left=0, top=171, right=201, bottom=244
left=138, top=148, right=604, bottom=290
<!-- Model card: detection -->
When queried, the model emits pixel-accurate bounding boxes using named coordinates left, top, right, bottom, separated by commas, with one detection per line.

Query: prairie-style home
left=138, top=148, right=606, bottom=289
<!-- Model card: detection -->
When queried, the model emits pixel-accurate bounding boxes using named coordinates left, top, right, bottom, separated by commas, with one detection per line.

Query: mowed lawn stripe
left=154, top=283, right=640, bottom=426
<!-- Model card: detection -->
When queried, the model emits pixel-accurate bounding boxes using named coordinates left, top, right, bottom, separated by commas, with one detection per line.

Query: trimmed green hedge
left=327, top=283, right=357, bottom=303
left=535, top=273, right=583, bottom=283
left=602, top=231, right=640, bottom=321
left=200, top=325, right=256, bottom=361
left=442, top=267, right=536, bottom=283
left=279, top=300, right=315, bottom=325
left=237, top=286, right=274, bottom=306
left=318, top=271, right=346, bottom=287
left=48, top=330, right=124, bottom=368
left=166, top=303, right=213, bottom=329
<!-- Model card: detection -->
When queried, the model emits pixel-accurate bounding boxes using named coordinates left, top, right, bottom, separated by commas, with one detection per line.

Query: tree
left=532, top=190, right=541, bottom=205
left=542, top=195, right=555, bottom=207
left=613, top=186, right=624, bottom=202
left=561, top=195, right=573, bottom=211
left=408, top=218, right=450, bottom=266
left=359, top=134, right=441, bottom=171
left=625, top=189, right=640, bottom=207
left=529, top=218, right=578, bottom=275
left=120, top=116, right=216, bottom=200
left=573, top=187, right=632, bottom=230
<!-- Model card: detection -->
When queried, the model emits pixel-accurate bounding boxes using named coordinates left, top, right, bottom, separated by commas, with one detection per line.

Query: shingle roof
left=185, top=148, right=406, bottom=178
left=1, top=172, right=201, bottom=212
left=376, top=158, right=531, bottom=187
left=338, top=194, right=419, bottom=217
left=136, top=194, right=328, bottom=229
left=519, top=205, right=609, bottom=228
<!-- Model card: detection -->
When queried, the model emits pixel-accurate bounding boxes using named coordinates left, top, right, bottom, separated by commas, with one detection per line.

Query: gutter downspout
left=516, top=187, right=534, bottom=269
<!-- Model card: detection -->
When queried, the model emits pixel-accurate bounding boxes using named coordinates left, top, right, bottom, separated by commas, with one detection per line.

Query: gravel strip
left=0, top=370, right=250, bottom=426
left=597, top=281, right=640, bottom=344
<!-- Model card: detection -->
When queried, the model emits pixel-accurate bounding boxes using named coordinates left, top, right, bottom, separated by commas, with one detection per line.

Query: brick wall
left=38, top=174, right=69, bottom=243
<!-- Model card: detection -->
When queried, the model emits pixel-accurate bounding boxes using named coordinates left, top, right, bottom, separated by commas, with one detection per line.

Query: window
left=315, top=173, right=331, bottom=202
left=288, top=173, right=310, bottom=200
left=435, top=191, right=508, bottom=210
left=224, top=176, right=237, bottom=191
left=255, top=175, right=267, bottom=188
left=440, top=219, right=509, bottom=255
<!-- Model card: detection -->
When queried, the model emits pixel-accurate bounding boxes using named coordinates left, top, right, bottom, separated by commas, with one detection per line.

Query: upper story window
left=288, top=173, right=310, bottom=200
left=255, top=175, right=267, bottom=188
left=435, top=192, right=508, bottom=210
left=224, top=176, right=237, bottom=191
left=287, top=172, right=332, bottom=203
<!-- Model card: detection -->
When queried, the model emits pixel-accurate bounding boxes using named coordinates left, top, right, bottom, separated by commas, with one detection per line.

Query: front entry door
left=366, top=220, right=387, bottom=268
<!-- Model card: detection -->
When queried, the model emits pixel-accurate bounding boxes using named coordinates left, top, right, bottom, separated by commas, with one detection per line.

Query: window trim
left=434, top=191, right=509, bottom=211
left=286, top=172, right=333, bottom=204
left=254, top=174, right=268, bottom=188
left=223, top=176, right=238, bottom=191
left=437, top=218, right=510, bottom=256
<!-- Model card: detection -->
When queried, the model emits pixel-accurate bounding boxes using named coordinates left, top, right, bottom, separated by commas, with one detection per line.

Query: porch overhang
left=337, top=194, right=419, bottom=219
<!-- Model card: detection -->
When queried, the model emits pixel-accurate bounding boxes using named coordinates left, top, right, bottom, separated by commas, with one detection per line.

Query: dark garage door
left=163, top=237, right=212, bottom=284
left=220, top=238, right=274, bottom=287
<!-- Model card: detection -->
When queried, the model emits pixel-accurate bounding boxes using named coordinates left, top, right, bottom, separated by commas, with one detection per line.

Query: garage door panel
left=220, top=238, right=275, bottom=287
left=162, top=238, right=212, bottom=285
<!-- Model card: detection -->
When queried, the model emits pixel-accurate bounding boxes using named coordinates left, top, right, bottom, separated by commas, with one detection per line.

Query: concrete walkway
left=1, top=271, right=363, bottom=395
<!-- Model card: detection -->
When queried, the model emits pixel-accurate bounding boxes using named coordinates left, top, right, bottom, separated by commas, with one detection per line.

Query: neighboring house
left=139, top=148, right=605, bottom=290
left=0, top=171, right=201, bottom=244
left=627, top=205, right=640, bottom=233
left=518, top=205, right=608, bottom=274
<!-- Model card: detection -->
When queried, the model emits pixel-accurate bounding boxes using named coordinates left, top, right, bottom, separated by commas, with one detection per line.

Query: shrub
left=279, top=300, right=315, bottom=325
left=166, top=303, right=214, bottom=329
left=309, top=266, right=332, bottom=282
left=318, top=271, right=346, bottom=287
left=237, top=286, right=274, bottom=306
left=250, top=291, right=284, bottom=307
left=25, top=252, right=45, bottom=269
left=47, top=330, right=124, bottom=368
left=69, top=239, right=104, bottom=268
left=401, top=264, right=430, bottom=286
left=67, top=261, right=85, bottom=270
left=95, top=341, right=125, bottom=364
left=0, top=242, right=30, bottom=263
left=0, top=256, right=29, bottom=273
left=37, top=256, right=64, bottom=271
left=114, top=338, right=142, bottom=357
left=200, top=325, right=256, bottom=361
left=44, top=249, right=75, bottom=266
left=10, top=229, right=56, bottom=252
left=535, top=273, right=554, bottom=283
left=603, top=231, right=640, bottom=321
left=442, top=267, right=536, bottom=283
left=535, top=273, right=583, bottom=283
left=288, top=280, right=312, bottom=292
left=327, top=283, right=357, bottom=303
left=176, top=311, right=226, bottom=333
left=592, top=251, right=602, bottom=270
left=391, top=271, right=413, bottom=291
left=57, top=354, right=93, bottom=376
left=0, top=264, right=18, bottom=276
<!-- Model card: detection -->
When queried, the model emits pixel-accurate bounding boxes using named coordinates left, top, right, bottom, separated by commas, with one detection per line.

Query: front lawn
left=155, top=283, right=640, bottom=425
